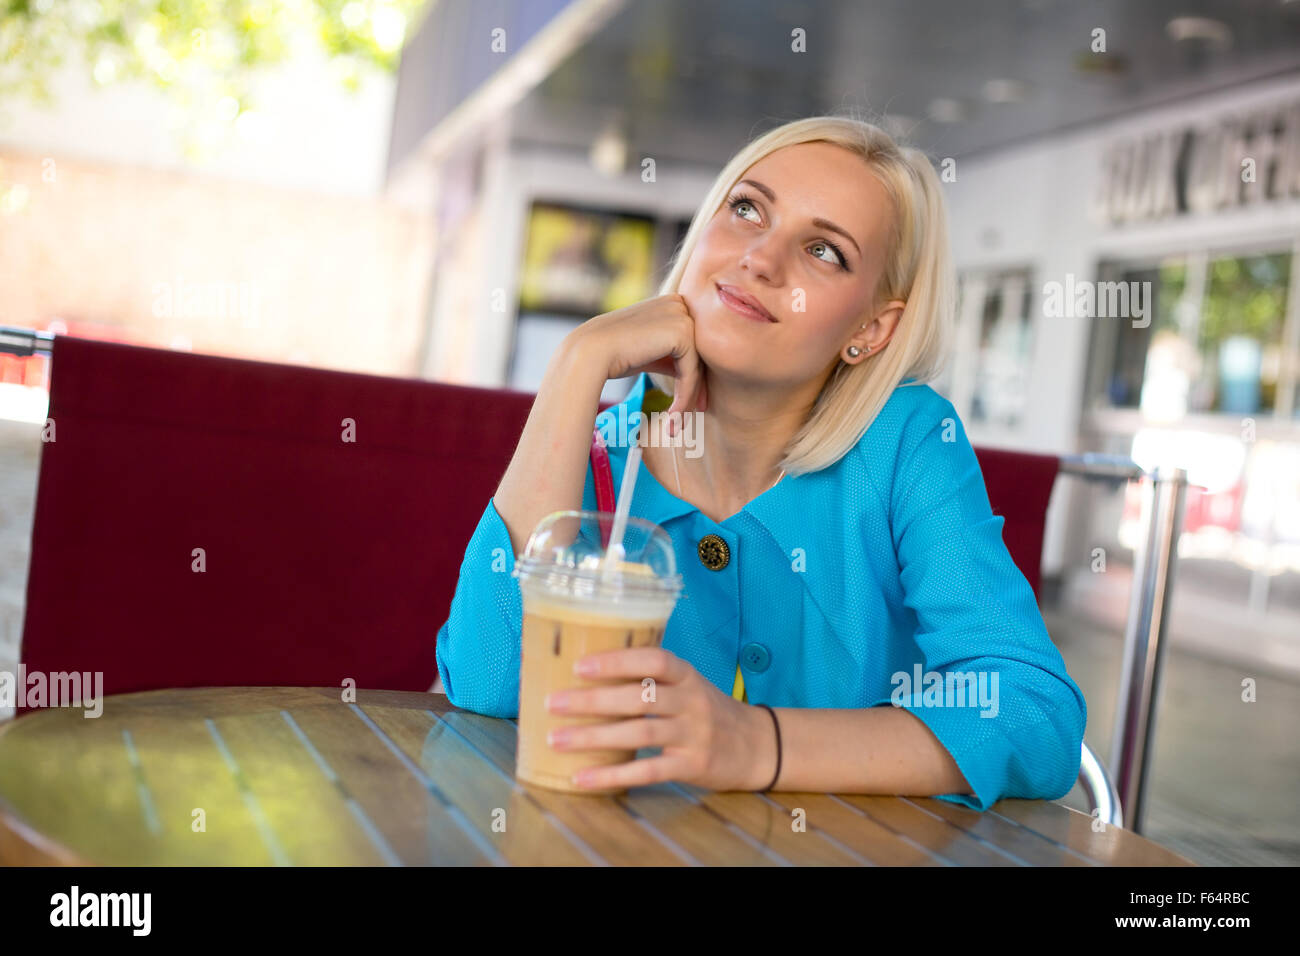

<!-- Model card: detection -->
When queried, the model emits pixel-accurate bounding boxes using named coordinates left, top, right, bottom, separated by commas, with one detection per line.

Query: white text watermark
left=0, top=667, right=104, bottom=718
left=890, top=664, right=999, bottom=718
left=1042, top=273, right=1151, bottom=328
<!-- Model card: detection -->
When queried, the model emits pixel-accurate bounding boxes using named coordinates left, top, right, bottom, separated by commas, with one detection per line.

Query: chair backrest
left=966, top=444, right=1061, bottom=601
left=19, top=337, right=535, bottom=712
left=20, top=342, right=1061, bottom=713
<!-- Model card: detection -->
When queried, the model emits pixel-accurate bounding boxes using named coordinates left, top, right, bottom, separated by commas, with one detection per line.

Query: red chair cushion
left=970, top=445, right=1060, bottom=600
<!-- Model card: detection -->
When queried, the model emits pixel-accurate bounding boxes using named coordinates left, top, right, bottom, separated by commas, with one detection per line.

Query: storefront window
left=1101, top=259, right=1186, bottom=409
left=1094, top=250, right=1294, bottom=418
left=1079, top=244, right=1300, bottom=626
left=1197, top=253, right=1290, bottom=415
left=952, top=268, right=1035, bottom=427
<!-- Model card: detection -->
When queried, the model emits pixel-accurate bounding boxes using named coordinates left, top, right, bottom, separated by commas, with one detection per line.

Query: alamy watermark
left=596, top=403, right=703, bottom=458
left=50, top=886, right=150, bottom=935
left=0, top=666, right=104, bottom=718
left=152, top=275, right=261, bottom=326
left=1042, top=273, right=1151, bottom=328
left=890, top=664, right=999, bottom=718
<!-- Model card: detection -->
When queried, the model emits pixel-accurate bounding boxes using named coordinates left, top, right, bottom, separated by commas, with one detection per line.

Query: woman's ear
left=850, top=299, right=906, bottom=356
left=869, top=299, right=906, bottom=350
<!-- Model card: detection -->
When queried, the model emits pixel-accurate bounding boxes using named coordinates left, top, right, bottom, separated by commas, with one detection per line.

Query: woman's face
left=678, top=141, right=900, bottom=388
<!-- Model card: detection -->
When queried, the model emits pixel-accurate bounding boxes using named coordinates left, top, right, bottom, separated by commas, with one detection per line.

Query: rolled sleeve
left=434, top=498, right=524, bottom=718
left=872, top=400, right=1087, bottom=811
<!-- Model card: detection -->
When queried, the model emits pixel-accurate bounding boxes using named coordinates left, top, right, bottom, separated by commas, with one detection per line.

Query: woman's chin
left=694, top=347, right=766, bottom=385
left=694, top=321, right=763, bottom=372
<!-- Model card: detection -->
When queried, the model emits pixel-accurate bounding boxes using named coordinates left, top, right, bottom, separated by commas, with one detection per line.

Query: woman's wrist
left=552, top=326, right=607, bottom=381
left=744, top=703, right=781, bottom=791
left=543, top=334, right=609, bottom=405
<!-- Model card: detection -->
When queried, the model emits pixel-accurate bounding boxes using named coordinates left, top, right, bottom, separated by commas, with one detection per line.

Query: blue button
left=740, top=642, right=770, bottom=673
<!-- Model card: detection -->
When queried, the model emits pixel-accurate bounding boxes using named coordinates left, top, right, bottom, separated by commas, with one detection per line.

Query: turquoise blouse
left=435, top=372, right=1087, bottom=810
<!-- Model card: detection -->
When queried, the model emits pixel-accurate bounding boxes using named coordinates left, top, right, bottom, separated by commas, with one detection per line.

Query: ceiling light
left=1166, top=16, right=1232, bottom=50
left=927, top=98, right=968, bottom=124
left=983, top=78, right=1028, bottom=104
left=589, top=122, right=628, bottom=177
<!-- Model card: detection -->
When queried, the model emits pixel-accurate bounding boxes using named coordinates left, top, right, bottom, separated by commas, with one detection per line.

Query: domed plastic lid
left=512, top=510, right=682, bottom=614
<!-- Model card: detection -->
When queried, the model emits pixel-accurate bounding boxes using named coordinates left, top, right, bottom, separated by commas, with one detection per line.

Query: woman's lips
left=716, top=283, right=776, bottom=323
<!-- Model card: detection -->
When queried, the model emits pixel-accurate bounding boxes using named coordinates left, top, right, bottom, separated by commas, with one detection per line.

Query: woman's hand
left=564, top=293, right=708, bottom=426
left=543, top=646, right=777, bottom=792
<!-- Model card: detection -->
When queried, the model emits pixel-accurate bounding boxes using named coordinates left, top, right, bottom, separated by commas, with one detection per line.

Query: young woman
left=436, top=115, right=1086, bottom=810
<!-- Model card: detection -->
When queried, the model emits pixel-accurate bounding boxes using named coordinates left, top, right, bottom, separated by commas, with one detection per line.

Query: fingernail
left=548, top=729, right=570, bottom=748
left=574, top=657, right=598, bottom=676
left=547, top=691, right=569, bottom=711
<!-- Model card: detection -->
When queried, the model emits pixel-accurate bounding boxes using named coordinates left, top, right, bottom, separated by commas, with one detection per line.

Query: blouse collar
left=603, top=372, right=795, bottom=531
left=601, top=371, right=920, bottom=532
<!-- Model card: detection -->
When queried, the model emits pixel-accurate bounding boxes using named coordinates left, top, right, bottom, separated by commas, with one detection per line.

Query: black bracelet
left=755, top=703, right=782, bottom=791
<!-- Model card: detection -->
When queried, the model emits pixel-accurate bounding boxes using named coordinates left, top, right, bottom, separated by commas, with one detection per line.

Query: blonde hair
left=648, top=112, right=955, bottom=475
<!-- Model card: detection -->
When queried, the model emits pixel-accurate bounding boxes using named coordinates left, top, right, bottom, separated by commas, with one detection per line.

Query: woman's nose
left=739, top=234, right=784, bottom=283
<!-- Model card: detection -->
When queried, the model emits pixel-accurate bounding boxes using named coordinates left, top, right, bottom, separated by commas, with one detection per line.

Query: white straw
left=602, top=443, right=642, bottom=582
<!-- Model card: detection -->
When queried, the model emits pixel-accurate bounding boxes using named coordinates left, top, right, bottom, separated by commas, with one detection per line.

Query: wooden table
left=0, top=687, right=1192, bottom=866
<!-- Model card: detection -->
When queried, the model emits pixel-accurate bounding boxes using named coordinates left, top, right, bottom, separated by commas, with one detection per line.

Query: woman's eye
left=728, top=195, right=759, bottom=223
left=810, top=241, right=840, bottom=266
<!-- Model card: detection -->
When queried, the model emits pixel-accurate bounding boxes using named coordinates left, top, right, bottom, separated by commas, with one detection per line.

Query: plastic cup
left=512, top=510, right=682, bottom=794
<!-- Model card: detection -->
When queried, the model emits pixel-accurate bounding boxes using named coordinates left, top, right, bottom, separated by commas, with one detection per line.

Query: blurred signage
left=517, top=202, right=656, bottom=316
left=1094, top=97, right=1300, bottom=225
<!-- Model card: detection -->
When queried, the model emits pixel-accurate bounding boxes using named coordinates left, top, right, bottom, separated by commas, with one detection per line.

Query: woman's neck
left=651, top=368, right=824, bottom=520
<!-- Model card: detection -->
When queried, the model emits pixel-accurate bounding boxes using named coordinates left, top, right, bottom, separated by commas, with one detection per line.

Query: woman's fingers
left=549, top=715, right=684, bottom=754
left=569, top=752, right=683, bottom=790
left=668, top=346, right=701, bottom=436
left=546, top=679, right=679, bottom=718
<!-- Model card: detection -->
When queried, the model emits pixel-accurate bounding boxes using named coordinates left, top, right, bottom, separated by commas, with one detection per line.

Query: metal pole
left=1109, top=464, right=1189, bottom=834
left=0, top=326, right=55, bottom=357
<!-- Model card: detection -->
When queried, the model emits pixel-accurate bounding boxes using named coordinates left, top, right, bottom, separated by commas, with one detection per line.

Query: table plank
left=908, top=798, right=1095, bottom=866
left=0, top=799, right=90, bottom=865
left=664, top=784, right=865, bottom=865
left=616, top=783, right=784, bottom=866
left=761, top=792, right=943, bottom=865
left=0, top=708, right=278, bottom=865
left=990, top=799, right=1194, bottom=866
left=211, top=709, right=396, bottom=865
left=834, top=796, right=1027, bottom=865
left=124, top=712, right=283, bottom=865
left=452, top=713, right=783, bottom=866
left=428, top=709, right=691, bottom=866
left=361, top=706, right=598, bottom=866
left=283, top=702, right=499, bottom=865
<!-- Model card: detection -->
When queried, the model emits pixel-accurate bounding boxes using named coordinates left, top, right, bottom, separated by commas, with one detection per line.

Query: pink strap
left=590, top=428, right=617, bottom=547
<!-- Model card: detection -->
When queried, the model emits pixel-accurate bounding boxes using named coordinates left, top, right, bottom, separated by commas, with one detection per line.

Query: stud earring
left=847, top=324, right=870, bottom=360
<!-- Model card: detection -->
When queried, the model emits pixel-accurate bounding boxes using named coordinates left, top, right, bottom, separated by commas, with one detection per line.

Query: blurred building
left=0, top=14, right=436, bottom=399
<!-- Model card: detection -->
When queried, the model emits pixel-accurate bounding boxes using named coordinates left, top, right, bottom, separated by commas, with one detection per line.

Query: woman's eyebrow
left=735, top=178, right=862, bottom=258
